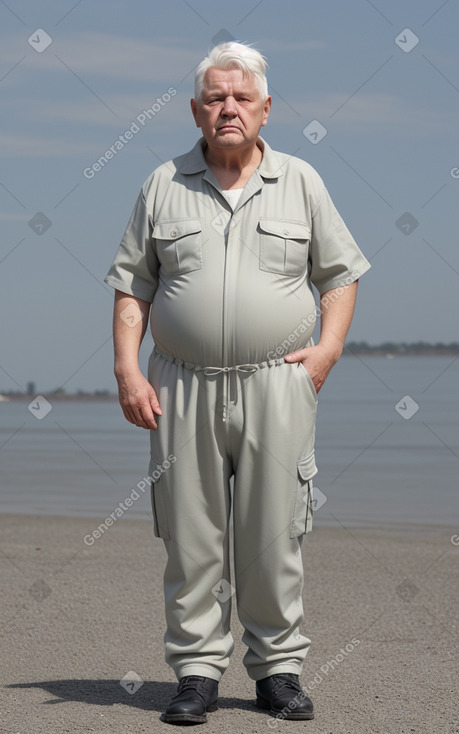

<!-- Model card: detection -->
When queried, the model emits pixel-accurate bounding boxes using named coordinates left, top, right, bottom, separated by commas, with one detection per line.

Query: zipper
left=221, top=210, right=234, bottom=423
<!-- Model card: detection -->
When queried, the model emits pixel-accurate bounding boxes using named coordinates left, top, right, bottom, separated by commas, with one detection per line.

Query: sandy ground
left=1, top=513, right=457, bottom=734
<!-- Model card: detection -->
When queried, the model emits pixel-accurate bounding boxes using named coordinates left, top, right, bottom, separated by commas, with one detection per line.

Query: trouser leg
left=230, top=360, right=318, bottom=681
left=147, top=350, right=234, bottom=682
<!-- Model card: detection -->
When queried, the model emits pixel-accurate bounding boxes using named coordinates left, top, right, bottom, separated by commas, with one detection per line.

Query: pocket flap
left=297, top=451, right=318, bottom=481
left=153, top=219, right=202, bottom=240
left=259, top=219, right=311, bottom=240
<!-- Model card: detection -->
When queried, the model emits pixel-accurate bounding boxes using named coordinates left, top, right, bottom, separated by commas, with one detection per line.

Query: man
left=104, top=42, right=370, bottom=724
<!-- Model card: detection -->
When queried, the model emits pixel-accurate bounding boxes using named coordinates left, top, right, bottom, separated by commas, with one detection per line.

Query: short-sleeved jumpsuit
left=105, top=136, right=371, bottom=683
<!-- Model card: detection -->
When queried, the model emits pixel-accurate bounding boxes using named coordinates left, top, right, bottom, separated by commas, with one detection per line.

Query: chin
left=214, top=138, right=243, bottom=146
left=216, top=131, right=245, bottom=140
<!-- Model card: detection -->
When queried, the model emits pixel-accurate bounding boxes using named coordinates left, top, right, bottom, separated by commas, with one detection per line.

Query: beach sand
left=1, top=513, right=457, bottom=733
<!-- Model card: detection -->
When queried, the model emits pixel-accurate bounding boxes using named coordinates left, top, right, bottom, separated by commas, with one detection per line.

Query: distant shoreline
left=1, top=344, right=457, bottom=401
left=0, top=393, right=118, bottom=402
left=345, top=342, right=459, bottom=357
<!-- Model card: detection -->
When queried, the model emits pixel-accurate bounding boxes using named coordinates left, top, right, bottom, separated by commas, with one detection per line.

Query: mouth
left=218, top=125, right=241, bottom=132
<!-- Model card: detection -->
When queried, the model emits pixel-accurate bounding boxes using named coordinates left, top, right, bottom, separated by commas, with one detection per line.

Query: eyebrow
left=203, top=88, right=253, bottom=96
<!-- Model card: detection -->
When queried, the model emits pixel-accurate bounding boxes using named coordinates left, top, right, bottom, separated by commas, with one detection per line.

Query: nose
left=221, top=95, right=237, bottom=116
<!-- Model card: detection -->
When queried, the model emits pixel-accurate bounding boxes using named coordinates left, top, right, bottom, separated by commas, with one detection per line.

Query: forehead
left=202, top=66, right=259, bottom=94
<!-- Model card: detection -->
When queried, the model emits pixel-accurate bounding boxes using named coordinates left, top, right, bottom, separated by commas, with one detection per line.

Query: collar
left=178, top=135, right=284, bottom=179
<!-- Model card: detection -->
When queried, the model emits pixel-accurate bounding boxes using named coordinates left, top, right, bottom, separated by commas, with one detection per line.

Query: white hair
left=194, top=41, right=269, bottom=101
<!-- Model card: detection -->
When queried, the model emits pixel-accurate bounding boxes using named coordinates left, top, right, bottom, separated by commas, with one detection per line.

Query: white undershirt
left=222, top=188, right=244, bottom=208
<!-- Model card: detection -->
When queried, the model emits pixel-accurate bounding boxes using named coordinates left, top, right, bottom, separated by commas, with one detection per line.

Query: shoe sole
left=256, top=695, right=314, bottom=720
left=162, top=703, right=218, bottom=724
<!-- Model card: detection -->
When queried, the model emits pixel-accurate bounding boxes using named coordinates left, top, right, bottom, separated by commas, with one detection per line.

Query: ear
left=190, top=98, right=201, bottom=128
left=261, top=96, right=272, bottom=127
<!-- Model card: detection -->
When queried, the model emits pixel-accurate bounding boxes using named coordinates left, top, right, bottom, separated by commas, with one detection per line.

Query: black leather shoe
left=256, top=673, right=314, bottom=720
left=162, top=675, right=219, bottom=724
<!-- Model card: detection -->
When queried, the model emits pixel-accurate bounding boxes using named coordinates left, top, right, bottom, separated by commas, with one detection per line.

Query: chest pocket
left=153, top=219, right=203, bottom=275
left=258, top=219, right=310, bottom=276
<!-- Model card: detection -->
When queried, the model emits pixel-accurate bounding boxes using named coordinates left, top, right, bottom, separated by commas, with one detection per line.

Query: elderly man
left=104, top=42, right=370, bottom=724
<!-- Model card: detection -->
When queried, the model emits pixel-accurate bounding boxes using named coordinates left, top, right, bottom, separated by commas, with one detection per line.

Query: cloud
left=2, top=91, right=187, bottom=127
left=1, top=32, right=199, bottom=83
left=268, top=92, right=455, bottom=134
left=0, top=133, right=103, bottom=157
left=0, top=212, right=30, bottom=222
left=260, top=39, right=327, bottom=52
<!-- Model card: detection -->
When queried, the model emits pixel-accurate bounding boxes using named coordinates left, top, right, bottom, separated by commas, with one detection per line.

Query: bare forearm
left=112, top=290, right=161, bottom=429
left=113, top=290, right=150, bottom=377
left=318, top=281, right=358, bottom=361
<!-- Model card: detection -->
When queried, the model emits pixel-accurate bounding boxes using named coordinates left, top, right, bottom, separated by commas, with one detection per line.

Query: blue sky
left=1, top=0, right=458, bottom=393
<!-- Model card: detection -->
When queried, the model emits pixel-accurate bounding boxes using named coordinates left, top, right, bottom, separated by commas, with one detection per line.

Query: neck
left=204, top=140, right=262, bottom=174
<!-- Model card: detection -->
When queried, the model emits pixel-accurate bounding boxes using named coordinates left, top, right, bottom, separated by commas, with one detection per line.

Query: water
left=0, top=357, right=457, bottom=527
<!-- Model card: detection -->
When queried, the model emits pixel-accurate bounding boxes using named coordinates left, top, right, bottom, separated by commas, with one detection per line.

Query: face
left=190, top=67, right=271, bottom=151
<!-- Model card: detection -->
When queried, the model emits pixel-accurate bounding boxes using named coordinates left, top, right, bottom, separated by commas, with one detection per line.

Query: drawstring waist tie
left=153, top=345, right=286, bottom=421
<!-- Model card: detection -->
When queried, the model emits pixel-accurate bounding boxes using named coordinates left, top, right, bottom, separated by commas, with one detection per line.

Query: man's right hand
left=112, top=290, right=162, bottom=429
left=116, top=369, right=162, bottom=429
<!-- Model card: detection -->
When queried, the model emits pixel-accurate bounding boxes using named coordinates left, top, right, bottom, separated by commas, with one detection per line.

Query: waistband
left=154, top=344, right=287, bottom=423
left=153, top=344, right=286, bottom=374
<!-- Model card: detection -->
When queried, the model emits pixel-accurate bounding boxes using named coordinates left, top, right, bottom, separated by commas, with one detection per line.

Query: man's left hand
left=283, top=344, right=341, bottom=394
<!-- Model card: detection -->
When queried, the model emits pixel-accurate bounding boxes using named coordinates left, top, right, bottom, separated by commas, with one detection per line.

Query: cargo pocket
left=289, top=451, right=318, bottom=538
left=153, top=218, right=203, bottom=275
left=149, top=457, right=170, bottom=540
left=258, top=219, right=310, bottom=276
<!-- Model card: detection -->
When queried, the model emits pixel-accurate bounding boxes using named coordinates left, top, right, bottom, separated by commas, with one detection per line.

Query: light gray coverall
left=104, top=136, right=371, bottom=683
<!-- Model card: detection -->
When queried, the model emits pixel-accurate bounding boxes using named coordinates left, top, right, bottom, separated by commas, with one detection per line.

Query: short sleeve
left=104, top=188, right=159, bottom=302
left=309, top=185, right=371, bottom=295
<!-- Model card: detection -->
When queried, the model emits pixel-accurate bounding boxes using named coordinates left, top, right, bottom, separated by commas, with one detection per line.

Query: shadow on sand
left=7, top=679, right=259, bottom=717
